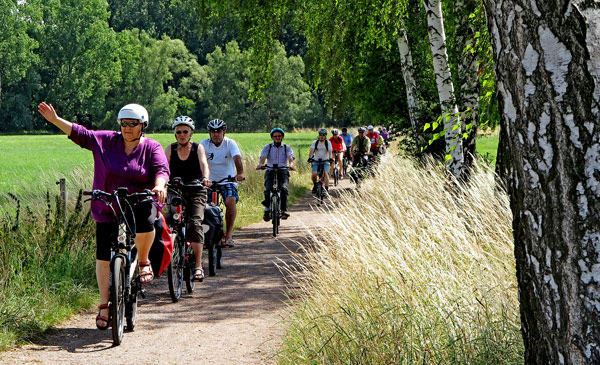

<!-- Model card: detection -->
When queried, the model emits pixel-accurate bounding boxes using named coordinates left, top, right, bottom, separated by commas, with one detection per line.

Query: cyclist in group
left=256, top=128, right=296, bottom=221
left=308, top=128, right=333, bottom=193
left=38, top=102, right=169, bottom=331
left=329, top=128, right=346, bottom=179
left=341, top=127, right=353, bottom=165
left=200, top=119, right=244, bottom=248
left=351, top=126, right=371, bottom=167
left=381, top=127, right=390, bottom=150
left=366, top=125, right=384, bottom=162
left=165, top=116, right=211, bottom=281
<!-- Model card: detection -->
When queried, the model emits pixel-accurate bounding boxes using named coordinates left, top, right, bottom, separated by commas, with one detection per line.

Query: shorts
left=208, top=183, right=239, bottom=204
left=95, top=200, right=157, bottom=261
left=312, top=161, right=330, bottom=173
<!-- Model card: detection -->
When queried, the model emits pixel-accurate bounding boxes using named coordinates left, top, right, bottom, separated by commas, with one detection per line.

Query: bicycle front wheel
left=184, top=242, right=195, bottom=293
left=271, top=195, right=280, bottom=237
left=168, top=235, right=184, bottom=302
left=126, top=261, right=138, bottom=331
left=111, top=256, right=126, bottom=346
left=334, top=167, right=339, bottom=186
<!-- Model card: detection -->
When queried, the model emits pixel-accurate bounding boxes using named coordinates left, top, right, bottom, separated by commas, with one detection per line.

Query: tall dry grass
left=278, top=154, right=523, bottom=363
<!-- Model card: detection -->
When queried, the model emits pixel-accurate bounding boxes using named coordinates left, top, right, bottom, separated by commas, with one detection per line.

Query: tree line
left=0, top=0, right=326, bottom=133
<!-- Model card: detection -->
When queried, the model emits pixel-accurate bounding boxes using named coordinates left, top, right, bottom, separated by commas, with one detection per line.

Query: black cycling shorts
left=95, top=201, right=157, bottom=261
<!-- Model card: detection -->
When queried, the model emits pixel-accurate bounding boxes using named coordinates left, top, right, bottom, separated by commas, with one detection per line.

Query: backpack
left=267, top=143, right=288, bottom=161
left=314, top=140, right=329, bottom=151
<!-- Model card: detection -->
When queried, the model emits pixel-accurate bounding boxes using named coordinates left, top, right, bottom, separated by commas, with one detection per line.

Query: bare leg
left=192, top=241, right=203, bottom=267
left=224, top=197, right=237, bottom=240
left=96, top=260, right=110, bottom=323
left=134, top=230, right=155, bottom=281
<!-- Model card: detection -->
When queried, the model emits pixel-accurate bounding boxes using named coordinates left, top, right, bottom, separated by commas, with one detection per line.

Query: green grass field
left=0, top=131, right=319, bottom=202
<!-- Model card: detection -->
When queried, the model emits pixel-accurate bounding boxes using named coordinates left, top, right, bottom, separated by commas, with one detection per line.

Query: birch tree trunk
left=397, top=28, right=422, bottom=145
left=483, top=1, right=600, bottom=363
left=423, top=0, right=464, bottom=177
left=455, top=0, right=480, bottom=170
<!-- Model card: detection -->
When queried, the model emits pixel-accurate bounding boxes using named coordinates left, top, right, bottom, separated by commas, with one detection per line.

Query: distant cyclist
left=329, top=128, right=346, bottom=179
left=351, top=127, right=371, bottom=166
left=200, top=119, right=244, bottom=248
left=381, top=127, right=390, bottom=147
left=256, top=128, right=296, bottom=221
left=308, top=128, right=333, bottom=193
left=165, top=116, right=211, bottom=281
left=366, top=125, right=383, bottom=161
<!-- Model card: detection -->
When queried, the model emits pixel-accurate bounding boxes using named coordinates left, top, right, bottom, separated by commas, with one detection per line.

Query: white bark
left=397, top=28, right=420, bottom=140
left=483, top=0, right=600, bottom=362
left=423, top=0, right=464, bottom=177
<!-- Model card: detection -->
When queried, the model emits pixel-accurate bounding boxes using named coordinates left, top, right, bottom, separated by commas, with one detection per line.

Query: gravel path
left=0, top=180, right=350, bottom=364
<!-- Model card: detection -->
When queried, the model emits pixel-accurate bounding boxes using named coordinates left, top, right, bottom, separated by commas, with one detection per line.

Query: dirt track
left=0, top=179, right=350, bottom=364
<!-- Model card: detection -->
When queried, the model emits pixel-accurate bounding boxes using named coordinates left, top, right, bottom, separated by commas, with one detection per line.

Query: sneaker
left=223, top=238, right=235, bottom=248
left=281, top=211, right=290, bottom=220
left=312, top=183, right=318, bottom=194
left=263, top=209, right=271, bottom=222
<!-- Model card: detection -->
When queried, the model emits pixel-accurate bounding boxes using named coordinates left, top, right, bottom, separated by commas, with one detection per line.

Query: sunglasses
left=319, top=134, right=327, bottom=136
left=119, top=120, right=141, bottom=127
left=175, top=130, right=190, bottom=135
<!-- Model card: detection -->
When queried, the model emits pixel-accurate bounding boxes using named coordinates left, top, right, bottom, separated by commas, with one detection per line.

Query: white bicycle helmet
left=207, top=119, right=226, bottom=131
left=117, top=104, right=149, bottom=126
left=358, top=127, right=366, bottom=132
left=367, top=125, right=374, bottom=130
left=172, top=116, right=195, bottom=130
left=331, top=128, right=339, bottom=135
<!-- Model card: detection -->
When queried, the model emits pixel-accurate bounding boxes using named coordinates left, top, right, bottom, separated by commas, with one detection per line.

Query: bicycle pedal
left=139, top=289, right=147, bottom=299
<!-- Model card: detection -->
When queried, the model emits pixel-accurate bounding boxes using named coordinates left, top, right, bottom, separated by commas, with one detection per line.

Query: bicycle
left=332, top=151, right=344, bottom=186
left=166, top=178, right=205, bottom=302
left=204, top=176, right=236, bottom=276
left=342, top=149, right=351, bottom=178
left=259, top=164, right=291, bottom=237
left=308, top=158, right=331, bottom=205
left=83, top=187, right=154, bottom=346
left=350, top=151, right=370, bottom=187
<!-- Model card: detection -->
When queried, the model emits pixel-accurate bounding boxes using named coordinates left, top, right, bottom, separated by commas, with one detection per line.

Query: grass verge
left=277, top=154, right=523, bottom=363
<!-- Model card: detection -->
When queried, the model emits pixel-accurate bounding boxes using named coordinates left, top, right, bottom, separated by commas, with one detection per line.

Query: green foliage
left=0, top=191, right=96, bottom=350
left=35, top=0, right=121, bottom=125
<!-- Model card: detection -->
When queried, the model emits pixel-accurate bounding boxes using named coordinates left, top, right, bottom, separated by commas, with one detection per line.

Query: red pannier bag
left=149, top=211, right=173, bottom=277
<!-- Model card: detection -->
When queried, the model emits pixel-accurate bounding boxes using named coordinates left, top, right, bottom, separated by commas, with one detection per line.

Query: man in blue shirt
left=341, top=127, right=353, bottom=164
left=257, top=128, right=296, bottom=221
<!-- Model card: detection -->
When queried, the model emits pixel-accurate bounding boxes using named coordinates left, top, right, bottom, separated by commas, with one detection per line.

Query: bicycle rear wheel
left=184, top=242, right=195, bottom=293
left=167, top=235, right=184, bottom=302
left=111, top=256, right=126, bottom=346
left=216, top=240, right=223, bottom=269
left=271, top=195, right=280, bottom=237
left=334, top=167, right=339, bottom=186
left=317, top=182, right=323, bottom=205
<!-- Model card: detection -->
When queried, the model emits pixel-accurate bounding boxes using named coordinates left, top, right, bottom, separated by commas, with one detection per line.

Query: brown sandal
left=96, top=303, right=111, bottom=330
left=138, top=261, right=154, bottom=284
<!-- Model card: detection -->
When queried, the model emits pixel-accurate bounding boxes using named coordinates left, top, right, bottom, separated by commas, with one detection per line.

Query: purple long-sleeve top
left=69, top=124, right=170, bottom=223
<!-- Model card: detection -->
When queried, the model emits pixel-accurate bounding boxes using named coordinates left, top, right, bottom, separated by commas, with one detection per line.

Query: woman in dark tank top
left=165, top=116, right=211, bottom=282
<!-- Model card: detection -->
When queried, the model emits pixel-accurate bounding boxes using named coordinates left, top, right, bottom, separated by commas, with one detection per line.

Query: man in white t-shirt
left=308, top=128, right=333, bottom=193
left=200, top=119, right=244, bottom=248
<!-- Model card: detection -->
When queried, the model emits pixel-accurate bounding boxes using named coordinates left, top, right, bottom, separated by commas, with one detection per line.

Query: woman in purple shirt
left=38, top=101, right=169, bottom=331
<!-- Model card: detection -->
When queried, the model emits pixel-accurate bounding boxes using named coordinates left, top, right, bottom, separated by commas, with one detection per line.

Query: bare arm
left=197, top=144, right=212, bottom=187
left=37, top=102, right=73, bottom=135
left=233, top=155, right=244, bottom=182
left=165, top=144, right=171, bottom=163
left=257, top=156, right=267, bottom=169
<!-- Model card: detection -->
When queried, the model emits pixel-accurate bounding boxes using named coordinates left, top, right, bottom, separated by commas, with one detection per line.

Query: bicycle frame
left=260, top=164, right=290, bottom=236
left=83, top=187, right=154, bottom=345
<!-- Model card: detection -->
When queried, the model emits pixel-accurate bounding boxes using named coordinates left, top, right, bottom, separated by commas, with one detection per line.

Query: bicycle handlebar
left=259, top=165, right=291, bottom=170
left=83, top=188, right=155, bottom=199
left=307, top=158, right=334, bottom=163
